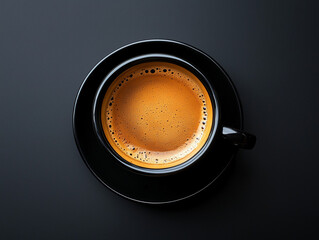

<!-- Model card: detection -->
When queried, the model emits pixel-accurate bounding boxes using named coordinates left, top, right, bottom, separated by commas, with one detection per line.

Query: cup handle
left=222, top=127, right=256, bottom=149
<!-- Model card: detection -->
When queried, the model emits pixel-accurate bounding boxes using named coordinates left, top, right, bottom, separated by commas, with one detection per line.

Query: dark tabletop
left=1, top=0, right=318, bottom=239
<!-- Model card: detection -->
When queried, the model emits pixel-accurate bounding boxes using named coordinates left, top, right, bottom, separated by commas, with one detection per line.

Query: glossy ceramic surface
left=73, top=39, right=243, bottom=203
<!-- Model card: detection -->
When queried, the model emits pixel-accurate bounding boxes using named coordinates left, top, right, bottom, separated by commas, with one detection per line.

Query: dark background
left=1, top=0, right=318, bottom=239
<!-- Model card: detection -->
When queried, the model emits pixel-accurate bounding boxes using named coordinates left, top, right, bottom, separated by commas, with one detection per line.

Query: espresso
left=101, top=62, right=213, bottom=169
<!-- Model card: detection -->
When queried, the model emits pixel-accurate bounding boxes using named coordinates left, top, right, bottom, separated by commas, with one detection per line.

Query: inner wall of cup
left=99, top=60, right=214, bottom=169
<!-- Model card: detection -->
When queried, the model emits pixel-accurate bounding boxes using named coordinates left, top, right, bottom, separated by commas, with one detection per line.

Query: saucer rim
left=72, top=39, right=243, bottom=204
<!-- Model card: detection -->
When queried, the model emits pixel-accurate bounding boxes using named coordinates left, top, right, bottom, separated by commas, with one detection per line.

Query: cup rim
left=92, top=53, right=220, bottom=175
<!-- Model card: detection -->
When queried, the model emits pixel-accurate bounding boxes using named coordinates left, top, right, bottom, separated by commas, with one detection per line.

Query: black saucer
left=73, top=39, right=242, bottom=204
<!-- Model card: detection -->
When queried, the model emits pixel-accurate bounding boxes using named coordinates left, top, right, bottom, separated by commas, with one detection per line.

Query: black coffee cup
left=92, top=46, right=255, bottom=175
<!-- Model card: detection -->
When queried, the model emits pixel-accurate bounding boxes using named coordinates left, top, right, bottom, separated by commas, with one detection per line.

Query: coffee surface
left=101, top=62, right=213, bottom=169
